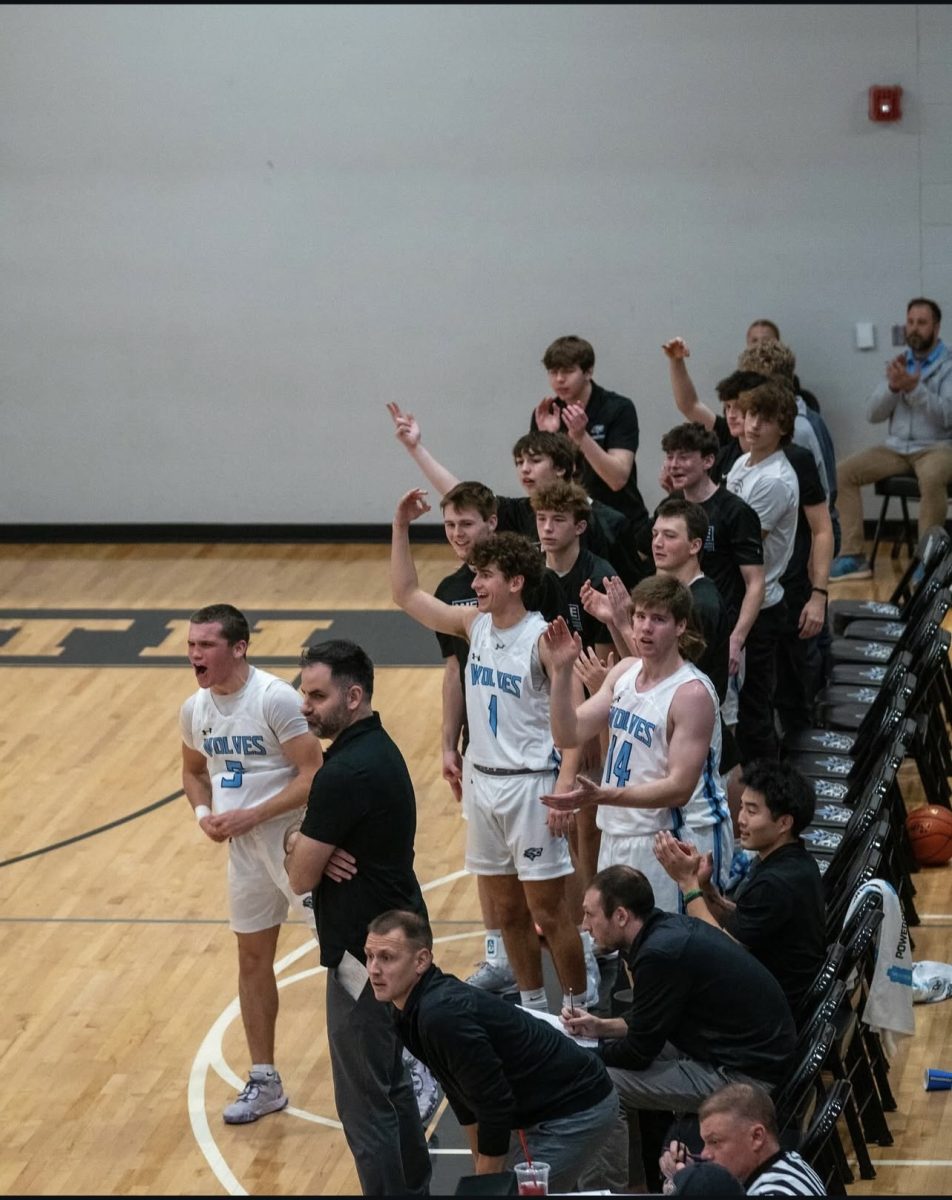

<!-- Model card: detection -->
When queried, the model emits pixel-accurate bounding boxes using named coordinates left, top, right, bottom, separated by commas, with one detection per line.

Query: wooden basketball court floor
left=1, top=538, right=950, bottom=1196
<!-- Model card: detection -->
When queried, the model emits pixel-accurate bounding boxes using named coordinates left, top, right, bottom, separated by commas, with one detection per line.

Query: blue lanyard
left=906, top=339, right=945, bottom=374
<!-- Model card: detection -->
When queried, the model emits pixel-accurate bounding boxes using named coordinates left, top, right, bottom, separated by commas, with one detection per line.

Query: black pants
left=736, top=600, right=786, bottom=763
left=774, top=584, right=824, bottom=738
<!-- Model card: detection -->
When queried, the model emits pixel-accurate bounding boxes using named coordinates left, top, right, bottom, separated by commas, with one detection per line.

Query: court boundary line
left=0, top=790, right=184, bottom=869
left=188, top=869, right=472, bottom=1196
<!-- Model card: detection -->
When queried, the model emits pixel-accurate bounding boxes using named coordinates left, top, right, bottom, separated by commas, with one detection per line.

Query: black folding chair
left=829, top=525, right=951, bottom=634
left=798, top=1078, right=854, bottom=1195
left=774, top=1020, right=836, bottom=1137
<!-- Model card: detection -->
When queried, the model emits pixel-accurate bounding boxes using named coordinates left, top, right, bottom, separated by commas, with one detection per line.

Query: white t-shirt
left=179, top=666, right=308, bottom=815
left=725, top=450, right=799, bottom=608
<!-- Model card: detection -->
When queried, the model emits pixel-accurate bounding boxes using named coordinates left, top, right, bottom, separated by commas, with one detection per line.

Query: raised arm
left=386, top=402, right=461, bottom=496
left=391, top=489, right=475, bottom=637
left=540, top=617, right=619, bottom=749
left=662, top=337, right=717, bottom=430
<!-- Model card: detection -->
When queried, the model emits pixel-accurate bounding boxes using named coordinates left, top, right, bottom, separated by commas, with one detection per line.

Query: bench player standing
left=391, top=489, right=593, bottom=1012
left=180, top=603, right=323, bottom=1122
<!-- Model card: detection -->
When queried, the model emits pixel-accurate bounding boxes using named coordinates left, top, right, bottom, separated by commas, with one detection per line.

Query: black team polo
left=301, top=712, right=426, bottom=968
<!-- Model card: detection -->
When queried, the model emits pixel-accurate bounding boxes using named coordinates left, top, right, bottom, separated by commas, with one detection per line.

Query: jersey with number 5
left=465, top=611, right=559, bottom=773
left=179, top=666, right=309, bottom=815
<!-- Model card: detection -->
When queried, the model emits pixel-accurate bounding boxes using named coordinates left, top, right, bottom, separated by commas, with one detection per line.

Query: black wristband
left=811, top=587, right=829, bottom=597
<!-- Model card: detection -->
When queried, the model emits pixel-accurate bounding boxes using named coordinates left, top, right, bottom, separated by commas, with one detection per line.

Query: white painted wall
left=2, top=4, right=951, bottom=525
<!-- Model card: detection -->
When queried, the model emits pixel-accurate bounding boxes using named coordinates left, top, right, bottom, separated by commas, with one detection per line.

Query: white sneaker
left=222, top=1070, right=288, bottom=1124
left=466, top=959, right=518, bottom=993
left=403, top=1048, right=443, bottom=1124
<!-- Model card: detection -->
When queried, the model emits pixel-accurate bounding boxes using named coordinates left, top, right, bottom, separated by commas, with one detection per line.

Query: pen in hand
left=568, top=988, right=577, bottom=1018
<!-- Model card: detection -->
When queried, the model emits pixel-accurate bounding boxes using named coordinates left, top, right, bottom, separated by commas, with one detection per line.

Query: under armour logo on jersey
left=202, top=726, right=214, bottom=736
left=523, top=846, right=543, bottom=861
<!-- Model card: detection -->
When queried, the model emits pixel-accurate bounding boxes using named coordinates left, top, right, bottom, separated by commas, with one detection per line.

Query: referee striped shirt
left=746, top=1150, right=825, bottom=1196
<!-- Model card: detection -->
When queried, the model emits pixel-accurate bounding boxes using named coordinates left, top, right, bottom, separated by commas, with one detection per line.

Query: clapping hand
left=534, top=396, right=564, bottom=432
left=885, top=354, right=920, bottom=395
left=653, top=830, right=703, bottom=886
left=574, top=646, right=614, bottom=695
left=543, top=616, right=583, bottom=672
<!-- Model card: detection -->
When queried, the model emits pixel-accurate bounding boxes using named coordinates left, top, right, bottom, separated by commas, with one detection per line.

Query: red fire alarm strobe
left=869, top=85, right=903, bottom=123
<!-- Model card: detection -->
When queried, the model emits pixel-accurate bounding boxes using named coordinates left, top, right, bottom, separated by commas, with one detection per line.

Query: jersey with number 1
left=465, top=611, right=559, bottom=773
left=597, top=658, right=727, bottom=837
left=179, top=666, right=308, bottom=815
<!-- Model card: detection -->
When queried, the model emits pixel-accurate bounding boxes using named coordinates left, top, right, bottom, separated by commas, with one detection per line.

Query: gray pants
left=505, top=1090, right=621, bottom=1194
left=589, top=1044, right=766, bottom=1191
left=326, top=969, right=431, bottom=1196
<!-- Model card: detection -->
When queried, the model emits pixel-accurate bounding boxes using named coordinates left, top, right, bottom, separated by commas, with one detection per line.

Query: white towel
left=843, top=878, right=915, bottom=1058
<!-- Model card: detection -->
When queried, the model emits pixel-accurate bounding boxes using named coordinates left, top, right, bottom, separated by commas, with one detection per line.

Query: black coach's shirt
left=396, top=964, right=612, bottom=1158
left=531, top=381, right=649, bottom=530
left=301, top=713, right=426, bottom=968
left=602, top=909, right=795, bottom=1085
left=723, top=841, right=825, bottom=1011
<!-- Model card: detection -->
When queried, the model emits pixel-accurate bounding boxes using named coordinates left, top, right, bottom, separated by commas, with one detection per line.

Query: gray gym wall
left=3, top=4, right=952, bottom=527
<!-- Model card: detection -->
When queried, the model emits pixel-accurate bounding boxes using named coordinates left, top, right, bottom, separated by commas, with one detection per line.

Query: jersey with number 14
left=179, top=666, right=308, bottom=815
left=598, top=658, right=726, bottom=837
left=465, top=611, right=559, bottom=773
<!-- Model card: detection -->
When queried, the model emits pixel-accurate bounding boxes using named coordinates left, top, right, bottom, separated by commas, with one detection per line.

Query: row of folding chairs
left=767, top=528, right=952, bottom=1188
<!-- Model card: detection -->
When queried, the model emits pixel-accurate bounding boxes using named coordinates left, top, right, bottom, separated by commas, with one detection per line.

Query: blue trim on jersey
left=701, top=750, right=728, bottom=822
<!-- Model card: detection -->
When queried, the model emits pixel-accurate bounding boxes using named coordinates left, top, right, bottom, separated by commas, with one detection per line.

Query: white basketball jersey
left=597, top=659, right=728, bottom=837
left=465, top=611, right=559, bottom=773
left=179, top=666, right=307, bottom=815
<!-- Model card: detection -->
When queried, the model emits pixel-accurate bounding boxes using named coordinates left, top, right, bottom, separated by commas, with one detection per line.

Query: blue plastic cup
left=923, top=1067, right=952, bottom=1091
